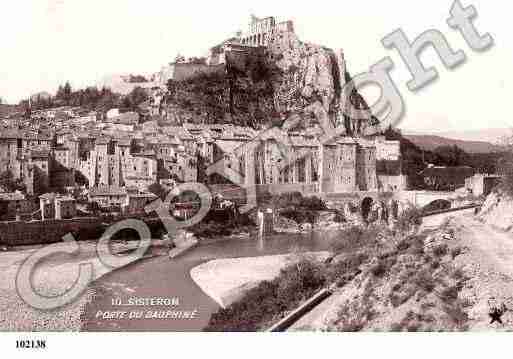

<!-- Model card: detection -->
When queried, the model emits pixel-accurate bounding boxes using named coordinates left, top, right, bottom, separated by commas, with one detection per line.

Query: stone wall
left=0, top=218, right=103, bottom=246
left=159, top=63, right=225, bottom=85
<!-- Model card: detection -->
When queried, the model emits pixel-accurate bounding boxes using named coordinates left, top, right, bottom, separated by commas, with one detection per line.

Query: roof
left=89, top=186, right=128, bottom=197
left=129, top=193, right=158, bottom=199
left=31, top=150, right=50, bottom=158
left=215, top=140, right=244, bottom=154
left=419, top=166, right=475, bottom=177
left=108, top=111, right=140, bottom=125
left=117, top=138, right=132, bottom=146
left=39, top=192, right=58, bottom=201
left=163, top=126, right=193, bottom=140
left=0, top=129, right=53, bottom=141
left=0, top=192, right=25, bottom=201
left=95, top=136, right=111, bottom=145
left=290, top=135, right=320, bottom=147
left=54, top=144, right=69, bottom=151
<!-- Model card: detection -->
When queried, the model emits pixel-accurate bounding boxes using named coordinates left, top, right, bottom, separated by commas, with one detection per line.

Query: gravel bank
left=0, top=241, right=145, bottom=331
left=190, top=251, right=332, bottom=308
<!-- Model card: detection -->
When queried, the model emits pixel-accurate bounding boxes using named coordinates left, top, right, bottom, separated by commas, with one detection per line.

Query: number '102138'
left=16, top=340, right=46, bottom=349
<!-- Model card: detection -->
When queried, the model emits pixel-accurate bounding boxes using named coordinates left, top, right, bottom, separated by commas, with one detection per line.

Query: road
left=456, top=216, right=513, bottom=276
left=443, top=215, right=513, bottom=330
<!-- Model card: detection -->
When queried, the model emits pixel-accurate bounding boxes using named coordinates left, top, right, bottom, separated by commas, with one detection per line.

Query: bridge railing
left=420, top=204, right=482, bottom=218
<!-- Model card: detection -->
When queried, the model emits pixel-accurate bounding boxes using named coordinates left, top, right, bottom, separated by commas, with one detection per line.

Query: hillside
left=406, top=128, right=512, bottom=145
left=164, top=30, right=378, bottom=134
left=404, top=134, right=504, bottom=154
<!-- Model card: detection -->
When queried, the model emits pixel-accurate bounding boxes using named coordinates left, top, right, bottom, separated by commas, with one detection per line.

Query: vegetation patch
left=206, top=210, right=471, bottom=332
left=205, top=260, right=327, bottom=331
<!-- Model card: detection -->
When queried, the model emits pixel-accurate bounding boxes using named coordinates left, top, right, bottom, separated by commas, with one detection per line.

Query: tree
left=128, top=74, right=148, bottom=83
left=433, top=145, right=470, bottom=167
left=0, top=170, right=25, bottom=192
left=63, top=81, right=72, bottom=105
left=0, top=97, right=3, bottom=105
left=148, top=182, right=168, bottom=200
left=121, top=87, right=148, bottom=112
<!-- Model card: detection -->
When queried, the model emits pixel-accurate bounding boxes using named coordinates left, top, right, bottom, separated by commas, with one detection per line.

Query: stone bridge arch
left=391, top=191, right=455, bottom=209
left=423, top=199, right=452, bottom=212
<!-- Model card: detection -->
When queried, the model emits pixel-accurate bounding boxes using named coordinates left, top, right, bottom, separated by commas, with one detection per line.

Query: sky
left=0, top=0, right=511, bottom=133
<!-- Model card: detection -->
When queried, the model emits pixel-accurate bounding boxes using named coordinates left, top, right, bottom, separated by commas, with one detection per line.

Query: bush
left=205, top=260, right=327, bottom=331
left=414, top=270, right=436, bottom=293
left=450, top=246, right=463, bottom=259
left=396, top=207, right=423, bottom=233
left=331, top=226, right=381, bottom=254
left=432, top=244, right=449, bottom=257
left=440, top=286, right=459, bottom=304
left=271, top=192, right=327, bottom=211
left=371, top=258, right=395, bottom=278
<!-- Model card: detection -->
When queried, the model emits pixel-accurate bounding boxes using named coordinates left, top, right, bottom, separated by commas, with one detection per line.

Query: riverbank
left=80, top=230, right=338, bottom=331
left=0, top=240, right=155, bottom=331
left=190, top=251, right=332, bottom=308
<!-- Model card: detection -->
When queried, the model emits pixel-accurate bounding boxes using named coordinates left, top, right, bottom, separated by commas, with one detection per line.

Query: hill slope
left=404, top=134, right=504, bottom=154
left=164, top=30, right=378, bottom=134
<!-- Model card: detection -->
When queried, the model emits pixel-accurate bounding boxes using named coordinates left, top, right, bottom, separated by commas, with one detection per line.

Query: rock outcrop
left=165, top=30, right=379, bottom=135
left=477, top=190, right=513, bottom=232
left=266, top=30, right=377, bottom=135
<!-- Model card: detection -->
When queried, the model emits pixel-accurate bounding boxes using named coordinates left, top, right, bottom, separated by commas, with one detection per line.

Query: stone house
left=39, top=193, right=77, bottom=220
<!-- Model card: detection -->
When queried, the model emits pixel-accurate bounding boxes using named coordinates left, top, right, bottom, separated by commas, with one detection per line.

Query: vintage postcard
left=0, top=0, right=511, bottom=355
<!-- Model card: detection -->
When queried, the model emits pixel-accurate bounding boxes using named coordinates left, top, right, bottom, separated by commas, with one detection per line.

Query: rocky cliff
left=165, top=30, right=379, bottom=134
left=477, top=189, right=513, bottom=231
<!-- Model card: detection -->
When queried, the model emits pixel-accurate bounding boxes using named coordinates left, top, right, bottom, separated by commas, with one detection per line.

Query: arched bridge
left=395, top=191, right=457, bottom=209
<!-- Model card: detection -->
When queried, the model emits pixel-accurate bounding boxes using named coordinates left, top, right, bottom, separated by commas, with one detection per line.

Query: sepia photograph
left=0, top=0, right=512, bottom=356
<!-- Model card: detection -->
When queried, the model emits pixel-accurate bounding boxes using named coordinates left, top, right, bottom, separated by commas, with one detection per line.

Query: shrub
left=440, top=286, right=459, bottom=304
left=450, top=246, right=463, bottom=259
left=396, top=207, right=423, bottom=233
left=443, top=304, right=469, bottom=328
left=325, top=255, right=367, bottom=286
left=271, top=192, right=327, bottom=210
left=331, top=226, right=381, bottom=254
left=396, top=235, right=425, bottom=255
left=432, top=244, right=449, bottom=257
left=205, top=260, right=327, bottom=331
left=414, top=270, right=436, bottom=293
left=271, top=191, right=303, bottom=208
left=371, top=258, right=395, bottom=278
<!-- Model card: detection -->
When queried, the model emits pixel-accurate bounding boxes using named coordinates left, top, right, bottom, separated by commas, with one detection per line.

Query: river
left=81, top=230, right=340, bottom=331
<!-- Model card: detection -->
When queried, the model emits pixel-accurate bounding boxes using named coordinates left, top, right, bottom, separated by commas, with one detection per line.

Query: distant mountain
left=403, top=128, right=513, bottom=145
left=435, top=128, right=513, bottom=145
left=403, top=134, right=506, bottom=154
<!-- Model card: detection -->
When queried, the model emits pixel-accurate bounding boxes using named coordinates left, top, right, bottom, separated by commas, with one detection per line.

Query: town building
left=0, top=192, right=35, bottom=221
left=88, top=185, right=156, bottom=214
left=39, top=193, right=77, bottom=220
left=239, top=15, right=294, bottom=47
left=215, top=130, right=404, bottom=196
left=420, top=165, right=475, bottom=191
left=465, top=173, right=501, bottom=197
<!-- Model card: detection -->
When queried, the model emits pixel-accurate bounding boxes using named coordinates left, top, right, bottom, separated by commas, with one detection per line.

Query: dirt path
left=452, top=215, right=513, bottom=330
